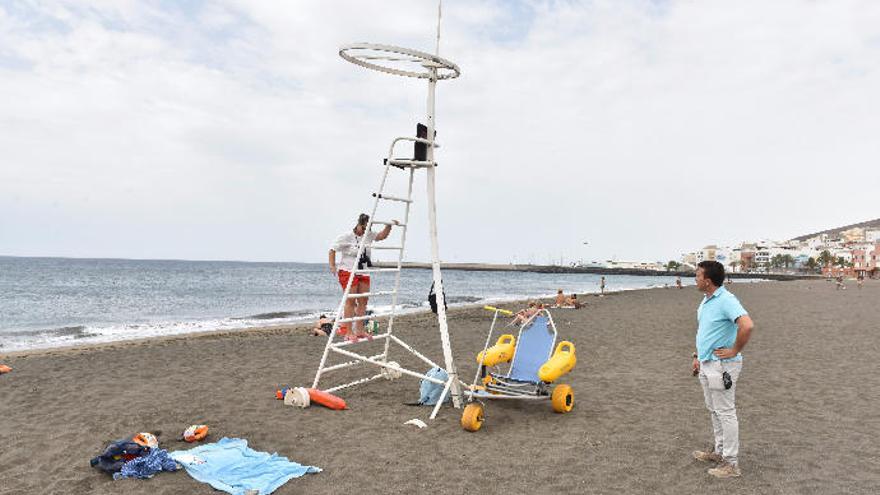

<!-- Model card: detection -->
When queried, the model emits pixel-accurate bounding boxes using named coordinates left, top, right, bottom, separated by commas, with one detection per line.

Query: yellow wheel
left=551, top=384, right=574, bottom=413
left=461, top=403, right=484, bottom=432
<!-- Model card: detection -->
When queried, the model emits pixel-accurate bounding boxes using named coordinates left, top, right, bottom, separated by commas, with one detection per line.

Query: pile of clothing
left=90, top=432, right=179, bottom=480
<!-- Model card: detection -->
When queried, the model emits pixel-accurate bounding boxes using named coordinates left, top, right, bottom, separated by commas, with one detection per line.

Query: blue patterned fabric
left=113, top=448, right=179, bottom=480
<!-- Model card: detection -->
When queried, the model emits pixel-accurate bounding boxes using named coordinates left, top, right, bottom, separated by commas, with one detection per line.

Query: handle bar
left=483, top=305, right=514, bottom=316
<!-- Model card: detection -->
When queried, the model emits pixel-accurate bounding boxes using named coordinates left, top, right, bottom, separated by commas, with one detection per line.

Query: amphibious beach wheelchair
left=460, top=306, right=577, bottom=432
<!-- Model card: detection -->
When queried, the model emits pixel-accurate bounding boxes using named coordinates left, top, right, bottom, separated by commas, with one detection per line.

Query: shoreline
left=0, top=283, right=696, bottom=359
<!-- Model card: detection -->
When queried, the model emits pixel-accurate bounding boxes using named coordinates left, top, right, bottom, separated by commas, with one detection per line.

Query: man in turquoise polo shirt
left=690, top=260, right=754, bottom=479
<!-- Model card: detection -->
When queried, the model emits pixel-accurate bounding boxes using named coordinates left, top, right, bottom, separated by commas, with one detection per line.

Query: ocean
left=0, top=256, right=700, bottom=352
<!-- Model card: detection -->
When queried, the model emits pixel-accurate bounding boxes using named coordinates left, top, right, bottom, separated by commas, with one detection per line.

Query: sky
left=1, top=0, right=879, bottom=265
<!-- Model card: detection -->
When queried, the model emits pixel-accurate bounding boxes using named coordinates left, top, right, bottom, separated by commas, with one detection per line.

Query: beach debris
left=0, top=364, right=12, bottom=374
left=403, top=418, right=427, bottom=429
left=183, top=424, right=209, bottom=443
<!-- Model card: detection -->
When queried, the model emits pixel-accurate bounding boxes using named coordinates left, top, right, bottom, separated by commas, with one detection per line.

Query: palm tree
left=770, top=255, right=784, bottom=271
left=804, top=257, right=818, bottom=272
left=818, top=250, right=833, bottom=267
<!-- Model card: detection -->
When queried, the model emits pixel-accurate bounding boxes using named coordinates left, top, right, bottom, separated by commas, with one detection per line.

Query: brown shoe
left=708, top=462, right=741, bottom=478
left=692, top=450, right=722, bottom=463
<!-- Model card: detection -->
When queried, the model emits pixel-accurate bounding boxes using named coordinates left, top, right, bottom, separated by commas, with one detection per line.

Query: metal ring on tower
left=339, top=43, right=460, bottom=80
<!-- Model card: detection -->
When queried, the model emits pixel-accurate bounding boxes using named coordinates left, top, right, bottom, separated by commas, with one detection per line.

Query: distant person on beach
left=329, top=213, right=398, bottom=341
left=691, top=260, right=754, bottom=479
left=311, top=315, right=333, bottom=337
left=835, top=275, right=846, bottom=290
left=555, top=289, right=566, bottom=306
left=676, top=276, right=682, bottom=289
left=565, top=293, right=581, bottom=308
left=600, top=276, right=606, bottom=295
left=857, top=274, right=864, bottom=289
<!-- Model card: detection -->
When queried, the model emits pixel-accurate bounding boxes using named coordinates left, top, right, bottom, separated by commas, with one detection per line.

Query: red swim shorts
left=338, top=270, right=370, bottom=289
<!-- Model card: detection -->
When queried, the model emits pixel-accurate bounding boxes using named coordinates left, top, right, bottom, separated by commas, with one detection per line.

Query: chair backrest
left=508, top=315, right=556, bottom=382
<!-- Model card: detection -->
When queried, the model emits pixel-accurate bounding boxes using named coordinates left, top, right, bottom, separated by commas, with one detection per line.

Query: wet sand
left=1, top=279, right=878, bottom=494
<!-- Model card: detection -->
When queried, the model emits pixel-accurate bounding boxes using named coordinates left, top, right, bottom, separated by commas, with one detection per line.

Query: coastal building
left=700, top=245, right=718, bottom=263
left=754, top=243, right=771, bottom=270
left=681, top=252, right=698, bottom=267
left=687, top=221, right=880, bottom=276
left=852, top=242, right=880, bottom=279
left=737, top=243, right=757, bottom=271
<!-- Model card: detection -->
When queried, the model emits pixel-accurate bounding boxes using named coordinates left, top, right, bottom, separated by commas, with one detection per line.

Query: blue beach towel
left=169, top=437, right=321, bottom=495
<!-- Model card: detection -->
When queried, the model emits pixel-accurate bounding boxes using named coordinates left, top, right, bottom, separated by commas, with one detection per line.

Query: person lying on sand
left=311, top=315, right=333, bottom=336
left=511, top=301, right=542, bottom=325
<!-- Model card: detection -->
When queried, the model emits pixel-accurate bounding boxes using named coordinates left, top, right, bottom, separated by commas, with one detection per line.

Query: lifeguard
left=328, top=213, right=399, bottom=341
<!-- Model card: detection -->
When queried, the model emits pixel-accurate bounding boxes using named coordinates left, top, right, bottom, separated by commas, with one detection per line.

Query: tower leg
left=425, top=68, right=462, bottom=409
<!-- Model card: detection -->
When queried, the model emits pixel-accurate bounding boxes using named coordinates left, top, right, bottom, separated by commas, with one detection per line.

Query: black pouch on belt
left=428, top=282, right=447, bottom=315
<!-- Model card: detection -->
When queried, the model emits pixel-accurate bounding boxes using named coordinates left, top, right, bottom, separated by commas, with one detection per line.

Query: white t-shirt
left=331, top=230, right=377, bottom=272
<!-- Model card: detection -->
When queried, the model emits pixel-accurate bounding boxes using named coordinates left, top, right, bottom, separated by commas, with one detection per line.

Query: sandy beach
left=1, top=279, right=878, bottom=494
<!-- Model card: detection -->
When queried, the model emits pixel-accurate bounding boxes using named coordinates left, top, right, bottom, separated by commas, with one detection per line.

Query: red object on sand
left=0, top=364, right=11, bottom=374
left=308, top=388, right=347, bottom=410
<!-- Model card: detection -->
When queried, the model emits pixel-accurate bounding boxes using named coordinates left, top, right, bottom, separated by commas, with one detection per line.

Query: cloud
left=1, top=0, right=879, bottom=264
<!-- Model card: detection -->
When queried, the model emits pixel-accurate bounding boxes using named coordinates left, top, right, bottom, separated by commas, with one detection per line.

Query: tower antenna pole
left=424, top=0, right=461, bottom=408
left=435, top=0, right=442, bottom=56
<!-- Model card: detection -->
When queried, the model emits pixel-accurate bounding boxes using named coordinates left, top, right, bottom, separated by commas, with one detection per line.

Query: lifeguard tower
left=305, top=4, right=465, bottom=419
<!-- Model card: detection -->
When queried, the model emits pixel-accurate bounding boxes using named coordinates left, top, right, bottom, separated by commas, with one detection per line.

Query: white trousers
left=698, top=359, right=743, bottom=465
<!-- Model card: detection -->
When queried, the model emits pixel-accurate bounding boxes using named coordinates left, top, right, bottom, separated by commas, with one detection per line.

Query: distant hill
left=791, top=218, right=880, bottom=242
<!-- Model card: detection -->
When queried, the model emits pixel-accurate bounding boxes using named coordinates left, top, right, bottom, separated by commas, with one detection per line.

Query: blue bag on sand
left=419, top=367, right=451, bottom=406
left=90, top=440, right=149, bottom=474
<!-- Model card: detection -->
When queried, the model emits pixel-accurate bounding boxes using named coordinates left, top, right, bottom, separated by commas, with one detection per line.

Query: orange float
left=0, top=365, right=11, bottom=374
left=183, top=425, right=209, bottom=442
left=284, top=387, right=347, bottom=410
left=308, top=388, right=347, bottom=410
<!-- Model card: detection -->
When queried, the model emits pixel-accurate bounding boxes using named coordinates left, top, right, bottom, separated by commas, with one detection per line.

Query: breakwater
left=377, top=261, right=816, bottom=281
